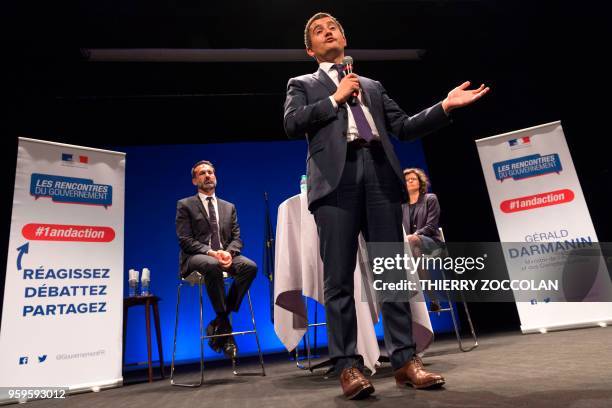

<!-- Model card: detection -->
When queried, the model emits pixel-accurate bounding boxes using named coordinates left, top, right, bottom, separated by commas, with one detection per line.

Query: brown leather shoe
left=223, top=335, right=238, bottom=360
left=394, top=356, right=445, bottom=389
left=339, top=367, right=375, bottom=400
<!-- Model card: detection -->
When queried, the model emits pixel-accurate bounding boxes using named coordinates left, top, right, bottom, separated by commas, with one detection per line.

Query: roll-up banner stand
left=1, top=138, right=125, bottom=403
left=476, top=122, right=612, bottom=333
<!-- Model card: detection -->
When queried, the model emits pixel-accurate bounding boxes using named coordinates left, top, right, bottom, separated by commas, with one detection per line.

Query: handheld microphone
left=342, top=56, right=358, bottom=105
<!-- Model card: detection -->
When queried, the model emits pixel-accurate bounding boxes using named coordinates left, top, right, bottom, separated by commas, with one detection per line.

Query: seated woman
left=402, top=168, right=444, bottom=311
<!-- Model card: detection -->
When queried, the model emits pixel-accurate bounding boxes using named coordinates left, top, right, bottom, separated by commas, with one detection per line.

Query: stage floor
left=30, top=327, right=612, bottom=408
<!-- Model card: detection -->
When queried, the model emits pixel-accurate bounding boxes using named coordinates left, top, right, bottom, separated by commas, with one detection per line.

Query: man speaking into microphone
left=283, top=12, right=489, bottom=399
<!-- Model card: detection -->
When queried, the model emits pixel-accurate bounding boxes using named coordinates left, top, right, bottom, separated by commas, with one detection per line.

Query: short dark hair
left=191, top=160, right=215, bottom=178
left=403, top=167, right=430, bottom=195
left=304, top=12, right=345, bottom=49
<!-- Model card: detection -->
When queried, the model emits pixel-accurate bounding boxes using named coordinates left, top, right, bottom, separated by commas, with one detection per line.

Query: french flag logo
left=508, top=136, right=531, bottom=149
left=61, top=153, right=89, bottom=165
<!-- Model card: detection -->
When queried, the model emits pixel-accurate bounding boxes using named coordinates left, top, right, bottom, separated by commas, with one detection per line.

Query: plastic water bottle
left=128, top=269, right=139, bottom=297
left=141, top=280, right=150, bottom=296
left=141, top=267, right=151, bottom=296
left=128, top=281, right=138, bottom=297
left=300, top=175, right=307, bottom=194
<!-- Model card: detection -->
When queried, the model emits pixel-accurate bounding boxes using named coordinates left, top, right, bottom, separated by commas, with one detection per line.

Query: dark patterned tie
left=206, top=197, right=221, bottom=250
left=333, top=64, right=375, bottom=142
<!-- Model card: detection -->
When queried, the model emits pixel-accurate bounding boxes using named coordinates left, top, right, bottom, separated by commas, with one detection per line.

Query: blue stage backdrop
left=118, top=138, right=454, bottom=366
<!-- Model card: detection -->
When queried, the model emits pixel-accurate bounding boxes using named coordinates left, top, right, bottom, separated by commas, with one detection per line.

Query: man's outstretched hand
left=442, top=81, right=490, bottom=114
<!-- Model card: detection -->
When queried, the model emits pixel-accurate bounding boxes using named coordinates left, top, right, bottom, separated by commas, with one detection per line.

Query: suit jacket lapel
left=360, top=79, right=374, bottom=109
left=217, top=199, right=228, bottom=244
left=402, top=204, right=410, bottom=233
left=415, top=195, right=426, bottom=227
left=360, top=79, right=385, bottom=136
left=216, top=199, right=224, bottom=224
left=313, top=68, right=337, bottom=95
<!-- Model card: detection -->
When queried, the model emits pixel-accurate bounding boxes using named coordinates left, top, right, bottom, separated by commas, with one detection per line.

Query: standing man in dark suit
left=283, top=12, right=489, bottom=399
left=175, top=160, right=257, bottom=360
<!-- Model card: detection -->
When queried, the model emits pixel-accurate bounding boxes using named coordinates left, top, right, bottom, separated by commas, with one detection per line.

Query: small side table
left=123, top=295, right=165, bottom=383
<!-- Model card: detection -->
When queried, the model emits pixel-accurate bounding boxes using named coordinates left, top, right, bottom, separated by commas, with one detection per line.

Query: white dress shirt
left=320, top=61, right=381, bottom=142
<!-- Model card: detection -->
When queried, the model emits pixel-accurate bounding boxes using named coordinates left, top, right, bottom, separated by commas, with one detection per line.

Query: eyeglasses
left=405, top=178, right=419, bottom=182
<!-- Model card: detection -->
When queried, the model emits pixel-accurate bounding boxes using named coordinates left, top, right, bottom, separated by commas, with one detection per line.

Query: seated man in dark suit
left=175, top=160, right=257, bottom=359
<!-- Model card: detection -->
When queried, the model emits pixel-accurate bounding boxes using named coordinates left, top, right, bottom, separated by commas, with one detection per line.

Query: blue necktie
left=333, top=64, right=375, bottom=142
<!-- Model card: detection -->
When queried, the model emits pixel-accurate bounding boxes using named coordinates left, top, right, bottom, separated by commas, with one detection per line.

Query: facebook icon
left=19, top=356, right=28, bottom=365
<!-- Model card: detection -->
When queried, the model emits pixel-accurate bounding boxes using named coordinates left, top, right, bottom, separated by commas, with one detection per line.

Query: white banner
left=0, top=138, right=125, bottom=401
left=476, top=122, right=612, bottom=333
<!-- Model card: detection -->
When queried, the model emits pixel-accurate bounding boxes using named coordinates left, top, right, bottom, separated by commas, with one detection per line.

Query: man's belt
left=347, top=138, right=382, bottom=149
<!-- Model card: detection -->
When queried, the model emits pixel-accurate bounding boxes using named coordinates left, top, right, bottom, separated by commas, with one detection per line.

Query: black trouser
left=312, top=142, right=416, bottom=372
left=185, top=254, right=257, bottom=316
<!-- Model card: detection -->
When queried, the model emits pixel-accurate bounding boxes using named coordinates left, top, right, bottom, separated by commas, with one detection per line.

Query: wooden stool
left=123, top=295, right=165, bottom=382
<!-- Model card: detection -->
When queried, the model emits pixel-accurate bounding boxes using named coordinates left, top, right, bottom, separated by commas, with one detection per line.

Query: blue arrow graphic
left=16, top=243, right=29, bottom=270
